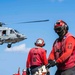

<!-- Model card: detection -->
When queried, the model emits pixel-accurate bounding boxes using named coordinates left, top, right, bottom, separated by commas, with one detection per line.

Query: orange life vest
left=54, top=32, right=75, bottom=70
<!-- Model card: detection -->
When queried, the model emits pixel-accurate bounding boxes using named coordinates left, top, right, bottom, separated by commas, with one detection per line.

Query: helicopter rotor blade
left=17, top=19, right=49, bottom=24
left=0, top=19, right=49, bottom=26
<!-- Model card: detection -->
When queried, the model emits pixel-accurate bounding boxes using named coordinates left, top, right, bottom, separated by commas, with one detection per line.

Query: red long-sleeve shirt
left=26, top=47, right=48, bottom=68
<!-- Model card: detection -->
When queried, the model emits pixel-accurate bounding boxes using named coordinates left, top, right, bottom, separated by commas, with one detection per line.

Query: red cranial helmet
left=35, top=38, right=45, bottom=47
left=54, top=20, right=68, bottom=37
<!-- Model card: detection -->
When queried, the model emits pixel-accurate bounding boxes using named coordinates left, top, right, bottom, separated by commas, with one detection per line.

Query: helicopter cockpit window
left=10, top=30, right=15, bottom=34
left=14, top=30, right=19, bottom=33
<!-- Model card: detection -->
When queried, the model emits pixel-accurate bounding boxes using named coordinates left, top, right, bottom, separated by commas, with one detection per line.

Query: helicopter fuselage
left=0, top=27, right=27, bottom=48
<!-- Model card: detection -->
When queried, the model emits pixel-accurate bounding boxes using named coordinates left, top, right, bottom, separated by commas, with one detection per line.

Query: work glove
left=48, top=60, right=57, bottom=67
left=46, top=63, right=51, bottom=69
left=26, top=68, right=30, bottom=75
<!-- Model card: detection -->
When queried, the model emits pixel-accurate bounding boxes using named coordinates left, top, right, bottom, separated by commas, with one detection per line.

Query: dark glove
left=48, top=60, right=57, bottom=67
left=46, top=63, right=51, bottom=69
left=26, top=68, right=30, bottom=75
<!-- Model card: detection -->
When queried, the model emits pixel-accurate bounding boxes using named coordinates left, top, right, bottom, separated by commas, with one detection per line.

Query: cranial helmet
left=54, top=20, right=69, bottom=37
left=35, top=38, right=45, bottom=47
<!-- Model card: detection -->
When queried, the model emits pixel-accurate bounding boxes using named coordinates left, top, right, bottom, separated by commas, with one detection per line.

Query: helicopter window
left=14, top=30, right=19, bottom=33
left=2, top=30, right=6, bottom=36
left=10, top=30, right=15, bottom=34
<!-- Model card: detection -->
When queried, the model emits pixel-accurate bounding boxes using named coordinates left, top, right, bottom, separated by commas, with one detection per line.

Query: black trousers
left=55, top=66, right=75, bottom=75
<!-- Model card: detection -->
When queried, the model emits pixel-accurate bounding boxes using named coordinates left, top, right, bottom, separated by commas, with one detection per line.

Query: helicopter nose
left=21, top=34, right=27, bottom=39
left=24, top=36, right=27, bottom=39
left=17, top=34, right=27, bottom=40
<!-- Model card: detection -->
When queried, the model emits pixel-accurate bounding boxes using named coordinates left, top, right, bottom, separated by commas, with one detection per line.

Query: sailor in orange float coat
left=48, top=20, right=75, bottom=75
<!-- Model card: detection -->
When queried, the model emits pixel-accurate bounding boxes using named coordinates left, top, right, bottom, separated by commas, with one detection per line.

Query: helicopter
left=0, top=19, right=49, bottom=48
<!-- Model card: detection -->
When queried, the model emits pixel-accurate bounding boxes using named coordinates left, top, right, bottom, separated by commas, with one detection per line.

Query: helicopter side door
left=0, top=30, right=6, bottom=36
left=2, top=30, right=6, bottom=36
left=0, top=30, right=8, bottom=40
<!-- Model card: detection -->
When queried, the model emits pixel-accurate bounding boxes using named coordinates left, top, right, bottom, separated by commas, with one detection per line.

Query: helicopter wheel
left=7, top=44, right=11, bottom=48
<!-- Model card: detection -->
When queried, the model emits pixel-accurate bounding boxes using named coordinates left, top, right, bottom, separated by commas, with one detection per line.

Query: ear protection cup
left=65, top=24, right=69, bottom=30
left=35, top=42, right=36, bottom=45
left=43, top=43, right=45, bottom=46
left=62, top=21, right=69, bottom=31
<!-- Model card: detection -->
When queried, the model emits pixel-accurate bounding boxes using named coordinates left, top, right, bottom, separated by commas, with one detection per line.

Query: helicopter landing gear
left=7, top=44, right=12, bottom=48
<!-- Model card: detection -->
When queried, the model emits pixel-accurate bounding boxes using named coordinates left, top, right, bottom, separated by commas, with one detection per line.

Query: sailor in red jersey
left=26, top=38, right=48, bottom=75
left=48, top=20, right=75, bottom=75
